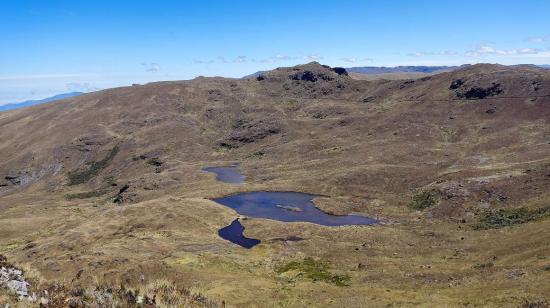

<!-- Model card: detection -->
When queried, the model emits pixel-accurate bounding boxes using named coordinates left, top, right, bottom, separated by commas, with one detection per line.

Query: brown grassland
left=0, top=63, right=549, bottom=307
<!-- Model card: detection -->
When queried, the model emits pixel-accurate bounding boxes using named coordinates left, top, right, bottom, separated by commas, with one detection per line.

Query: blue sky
left=1, top=0, right=550, bottom=103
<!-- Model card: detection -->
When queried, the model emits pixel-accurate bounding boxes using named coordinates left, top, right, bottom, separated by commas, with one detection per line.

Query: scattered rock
left=275, top=204, right=303, bottom=212
left=436, top=181, right=470, bottom=199
left=113, top=184, right=136, bottom=204
left=362, top=96, right=376, bottom=103
left=1, top=265, right=30, bottom=298
left=506, top=268, right=525, bottom=279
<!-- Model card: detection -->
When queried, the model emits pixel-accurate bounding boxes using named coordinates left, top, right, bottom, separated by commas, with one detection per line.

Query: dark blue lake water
left=205, top=166, right=377, bottom=249
left=218, top=219, right=261, bottom=249
left=213, top=191, right=377, bottom=226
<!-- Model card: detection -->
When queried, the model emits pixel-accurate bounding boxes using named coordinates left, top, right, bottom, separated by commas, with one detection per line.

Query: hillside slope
left=0, top=62, right=549, bottom=307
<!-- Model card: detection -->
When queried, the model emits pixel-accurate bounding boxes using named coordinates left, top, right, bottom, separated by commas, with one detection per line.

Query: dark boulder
left=456, top=83, right=503, bottom=99
left=291, top=70, right=319, bottom=82
left=449, top=79, right=464, bottom=90
left=332, top=67, right=348, bottom=76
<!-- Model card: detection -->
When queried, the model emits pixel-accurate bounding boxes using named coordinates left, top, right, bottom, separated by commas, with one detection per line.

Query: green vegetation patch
left=276, top=257, right=351, bottom=286
left=410, top=189, right=438, bottom=210
left=475, top=206, right=550, bottom=230
left=67, top=145, right=119, bottom=185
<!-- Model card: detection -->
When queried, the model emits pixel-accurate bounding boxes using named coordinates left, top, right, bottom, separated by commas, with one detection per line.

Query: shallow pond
left=203, top=165, right=245, bottom=184
left=218, top=219, right=261, bottom=249
left=205, top=166, right=377, bottom=249
left=213, top=191, right=377, bottom=226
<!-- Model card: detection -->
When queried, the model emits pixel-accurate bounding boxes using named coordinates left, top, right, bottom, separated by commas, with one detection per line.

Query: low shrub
left=67, top=145, right=119, bottom=185
left=410, top=189, right=438, bottom=210
left=276, top=257, right=350, bottom=286
left=475, top=206, right=550, bottom=230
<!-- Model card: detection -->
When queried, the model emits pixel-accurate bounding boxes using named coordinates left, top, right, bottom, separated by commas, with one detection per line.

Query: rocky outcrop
left=0, top=256, right=30, bottom=298
left=218, top=119, right=282, bottom=148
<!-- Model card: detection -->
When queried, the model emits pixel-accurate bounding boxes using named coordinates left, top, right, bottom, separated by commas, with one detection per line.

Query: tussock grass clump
left=473, top=262, right=494, bottom=270
left=475, top=206, right=550, bottom=230
left=410, top=189, right=438, bottom=210
left=141, top=279, right=218, bottom=308
left=68, top=145, right=119, bottom=185
left=276, top=257, right=350, bottom=286
left=64, top=189, right=110, bottom=200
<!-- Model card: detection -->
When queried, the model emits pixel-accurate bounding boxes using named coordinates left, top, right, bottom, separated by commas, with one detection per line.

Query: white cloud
left=147, top=63, right=160, bottom=72
left=255, top=55, right=298, bottom=63
left=340, top=57, right=357, bottom=63
left=304, top=54, right=323, bottom=61
left=340, top=57, right=373, bottom=63
left=526, top=35, right=550, bottom=43
left=66, top=82, right=100, bottom=93
left=408, top=50, right=458, bottom=57
left=465, top=44, right=541, bottom=57
left=233, top=56, right=248, bottom=63
left=193, top=59, right=215, bottom=64
left=141, top=62, right=160, bottom=72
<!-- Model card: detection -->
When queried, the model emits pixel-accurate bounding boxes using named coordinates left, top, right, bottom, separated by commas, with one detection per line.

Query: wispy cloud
left=340, top=57, right=357, bottom=63
left=304, top=54, right=323, bottom=61
left=340, top=57, right=373, bottom=63
left=526, top=35, right=550, bottom=43
left=141, top=62, right=160, bottom=72
left=408, top=50, right=458, bottom=57
left=408, top=44, right=546, bottom=58
left=193, top=59, right=215, bottom=64
left=465, top=44, right=542, bottom=57
left=255, top=54, right=298, bottom=63
left=233, top=56, right=248, bottom=63
left=66, top=82, right=100, bottom=92
left=194, top=54, right=309, bottom=64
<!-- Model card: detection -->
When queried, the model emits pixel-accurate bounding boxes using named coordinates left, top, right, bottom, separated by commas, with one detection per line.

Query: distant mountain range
left=244, top=64, right=550, bottom=78
left=345, top=65, right=460, bottom=74
left=0, top=92, right=83, bottom=112
left=243, top=66, right=460, bottom=79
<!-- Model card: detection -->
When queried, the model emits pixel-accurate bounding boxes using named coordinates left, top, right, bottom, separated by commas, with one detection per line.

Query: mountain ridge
left=0, top=92, right=83, bottom=112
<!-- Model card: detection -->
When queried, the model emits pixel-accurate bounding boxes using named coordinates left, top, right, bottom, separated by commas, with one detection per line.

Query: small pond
left=213, top=191, right=377, bottom=226
left=218, top=219, right=261, bottom=249
left=205, top=166, right=377, bottom=249
left=202, top=165, right=245, bottom=184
